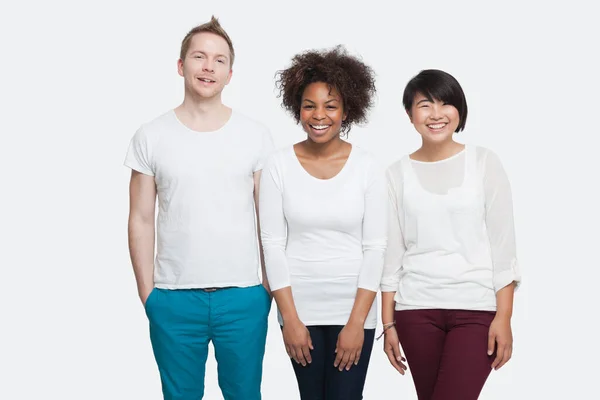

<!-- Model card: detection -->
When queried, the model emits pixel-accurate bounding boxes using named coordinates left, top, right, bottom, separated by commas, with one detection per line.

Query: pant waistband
left=200, top=286, right=235, bottom=292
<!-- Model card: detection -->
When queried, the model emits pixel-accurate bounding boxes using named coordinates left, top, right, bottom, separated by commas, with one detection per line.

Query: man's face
left=178, top=32, right=232, bottom=99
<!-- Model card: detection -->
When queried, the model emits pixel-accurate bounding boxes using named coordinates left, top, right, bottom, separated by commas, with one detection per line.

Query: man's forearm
left=128, top=217, right=155, bottom=298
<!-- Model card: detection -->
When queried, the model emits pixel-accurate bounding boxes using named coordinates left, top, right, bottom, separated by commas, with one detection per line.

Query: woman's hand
left=383, top=327, right=407, bottom=374
left=488, top=315, right=513, bottom=370
left=282, top=318, right=313, bottom=366
left=335, top=321, right=364, bottom=371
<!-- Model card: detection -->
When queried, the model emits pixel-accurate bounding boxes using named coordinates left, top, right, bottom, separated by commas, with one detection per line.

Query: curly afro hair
left=275, top=45, right=376, bottom=135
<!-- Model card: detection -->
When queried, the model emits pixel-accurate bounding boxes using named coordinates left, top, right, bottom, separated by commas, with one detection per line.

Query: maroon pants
left=395, top=309, right=496, bottom=400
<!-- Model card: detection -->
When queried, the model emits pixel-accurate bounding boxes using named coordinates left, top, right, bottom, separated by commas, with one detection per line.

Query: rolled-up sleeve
left=483, top=150, right=522, bottom=293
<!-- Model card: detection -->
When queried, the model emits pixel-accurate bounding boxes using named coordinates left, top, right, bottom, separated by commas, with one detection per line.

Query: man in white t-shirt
left=124, top=16, right=274, bottom=400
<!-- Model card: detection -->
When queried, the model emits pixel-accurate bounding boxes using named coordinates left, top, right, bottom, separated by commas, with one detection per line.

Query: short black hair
left=402, top=69, right=468, bottom=132
left=275, top=45, right=376, bottom=135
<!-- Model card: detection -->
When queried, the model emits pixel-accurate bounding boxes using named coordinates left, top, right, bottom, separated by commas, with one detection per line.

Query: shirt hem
left=124, top=161, right=154, bottom=176
left=278, top=319, right=377, bottom=329
left=380, top=284, right=398, bottom=292
left=154, top=280, right=261, bottom=290
left=395, top=303, right=496, bottom=312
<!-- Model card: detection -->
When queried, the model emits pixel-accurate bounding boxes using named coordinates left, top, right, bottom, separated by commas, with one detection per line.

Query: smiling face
left=299, top=82, right=347, bottom=144
left=408, top=92, right=461, bottom=145
left=177, top=32, right=232, bottom=99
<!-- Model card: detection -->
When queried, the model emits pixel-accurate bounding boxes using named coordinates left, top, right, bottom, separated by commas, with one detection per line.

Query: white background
left=1, top=0, right=598, bottom=398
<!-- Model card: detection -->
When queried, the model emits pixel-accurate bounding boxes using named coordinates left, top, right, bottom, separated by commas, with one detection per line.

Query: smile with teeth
left=310, top=124, right=331, bottom=131
left=198, top=78, right=215, bottom=83
left=427, top=123, right=447, bottom=130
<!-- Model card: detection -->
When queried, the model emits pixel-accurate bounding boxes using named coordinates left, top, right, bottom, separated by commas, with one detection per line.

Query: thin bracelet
left=376, top=321, right=396, bottom=341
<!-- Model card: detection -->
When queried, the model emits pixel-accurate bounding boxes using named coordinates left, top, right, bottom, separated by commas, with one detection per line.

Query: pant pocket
left=144, top=288, right=158, bottom=315
left=259, top=285, right=272, bottom=313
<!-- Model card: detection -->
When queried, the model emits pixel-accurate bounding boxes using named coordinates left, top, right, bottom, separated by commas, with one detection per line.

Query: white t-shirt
left=259, top=145, right=388, bottom=329
left=381, top=145, right=521, bottom=311
left=124, top=109, right=274, bottom=289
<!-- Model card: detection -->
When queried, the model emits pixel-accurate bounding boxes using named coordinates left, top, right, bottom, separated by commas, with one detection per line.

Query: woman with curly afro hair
left=258, top=46, right=387, bottom=399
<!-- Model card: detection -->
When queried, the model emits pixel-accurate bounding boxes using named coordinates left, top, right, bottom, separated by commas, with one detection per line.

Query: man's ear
left=177, top=58, right=184, bottom=77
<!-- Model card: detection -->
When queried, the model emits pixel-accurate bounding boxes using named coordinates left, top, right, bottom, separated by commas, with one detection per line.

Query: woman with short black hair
left=381, top=69, right=521, bottom=399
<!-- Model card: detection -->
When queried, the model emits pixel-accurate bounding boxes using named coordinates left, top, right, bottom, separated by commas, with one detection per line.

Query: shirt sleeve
left=380, top=166, right=406, bottom=292
left=254, top=126, right=276, bottom=172
left=259, top=154, right=291, bottom=291
left=482, top=149, right=522, bottom=292
left=357, top=159, right=388, bottom=292
left=124, top=127, right=154, bottom=176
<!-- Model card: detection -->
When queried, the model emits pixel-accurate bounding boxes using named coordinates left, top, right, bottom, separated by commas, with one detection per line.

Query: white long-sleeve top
left=259, top=145, right=387, bottom=328
left=381, top=145, right=521, bottom=311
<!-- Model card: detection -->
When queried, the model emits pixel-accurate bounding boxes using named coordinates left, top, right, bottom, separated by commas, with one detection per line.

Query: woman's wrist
left=376, top=320, right=396, bottom=340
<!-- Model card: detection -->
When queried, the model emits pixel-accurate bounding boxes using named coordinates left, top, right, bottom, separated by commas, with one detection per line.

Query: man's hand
left=140, top=287, right=153, bottom=306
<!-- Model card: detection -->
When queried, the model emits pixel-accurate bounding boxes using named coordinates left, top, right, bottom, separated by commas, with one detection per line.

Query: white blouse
left=381, top=145, right=521, bottom=311
left=259, top=145, right=387, bottom=328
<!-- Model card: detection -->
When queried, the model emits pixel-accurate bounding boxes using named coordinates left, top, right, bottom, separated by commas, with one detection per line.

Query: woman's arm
left=488, top=283, right=515, bottom=369
left=335, top=160, right=388, bottom=371
left=259, top=156, right=312, bottom=366
left=272, top=287, right=314, bottom=366
left=380, top=167, right=406, bottom=305
left=482, top=148, right=521, bottom=293
left=482, top=149, right=521, bottom=370
left=381, top=167, right=408, bottom=374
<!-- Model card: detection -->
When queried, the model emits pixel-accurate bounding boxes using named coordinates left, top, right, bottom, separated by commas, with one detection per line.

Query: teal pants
left=144, top=285, right=271, bottom=399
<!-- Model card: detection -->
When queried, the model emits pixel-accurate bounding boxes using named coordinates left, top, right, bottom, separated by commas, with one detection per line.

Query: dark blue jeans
left=290, top=325, right=375, bottom=400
